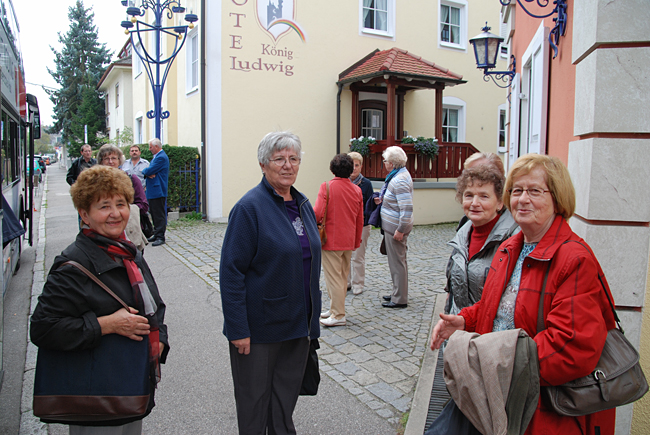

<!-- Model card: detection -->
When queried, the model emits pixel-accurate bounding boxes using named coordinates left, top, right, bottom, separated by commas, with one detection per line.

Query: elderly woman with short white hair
left=376, top=146, right=414, bottom=308
left=220, top=131, right=322, bottom=434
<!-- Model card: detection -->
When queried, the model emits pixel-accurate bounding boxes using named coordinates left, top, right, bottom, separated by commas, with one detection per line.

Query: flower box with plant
left=413, top=136, right=439, bottom=159
left=400, top=135, right=417, bottom=145
left=349, top=136, right=377, bottom=156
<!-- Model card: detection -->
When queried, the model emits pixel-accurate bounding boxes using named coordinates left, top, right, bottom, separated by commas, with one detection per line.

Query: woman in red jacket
left=431, top=154, right=617, bottom=435
left=315, top=154, right=364, bottom=327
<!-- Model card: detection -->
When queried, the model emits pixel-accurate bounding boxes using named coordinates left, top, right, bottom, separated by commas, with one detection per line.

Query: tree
left=47, top=0, right=112, bottom=156
left=109, top=126, right=134, bottom=147
left=34, top=127, right=53, bottom=154
left=69, top=84, right=106, bottom=151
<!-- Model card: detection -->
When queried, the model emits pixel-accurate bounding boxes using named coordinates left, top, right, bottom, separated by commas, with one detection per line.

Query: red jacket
left=314, top=177, right=363, bottom=251
left=459, top=215, right=616, bottom=435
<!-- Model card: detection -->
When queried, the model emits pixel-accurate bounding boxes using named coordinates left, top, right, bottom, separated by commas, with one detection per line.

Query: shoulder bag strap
left=322, top=181, right=329, bottom=224
left=59, top=260, right=130, bottom=311
left=536, top=261, right=552, bottom=334
left=536, top=240, right=622, bottom=335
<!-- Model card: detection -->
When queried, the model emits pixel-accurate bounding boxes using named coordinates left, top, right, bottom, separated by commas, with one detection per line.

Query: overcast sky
left=13, top=0, right=130, bottom=127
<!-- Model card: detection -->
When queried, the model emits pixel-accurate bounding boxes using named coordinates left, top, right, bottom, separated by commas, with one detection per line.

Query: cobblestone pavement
left=164, top=221, right=457, bottom=426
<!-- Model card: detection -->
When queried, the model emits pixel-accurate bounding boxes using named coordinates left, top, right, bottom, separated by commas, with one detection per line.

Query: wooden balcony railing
left=360, top=141, right=480, bottom=180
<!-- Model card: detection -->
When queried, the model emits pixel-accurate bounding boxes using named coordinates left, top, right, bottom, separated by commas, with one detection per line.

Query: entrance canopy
left=337, top=47, right=466, bottom=145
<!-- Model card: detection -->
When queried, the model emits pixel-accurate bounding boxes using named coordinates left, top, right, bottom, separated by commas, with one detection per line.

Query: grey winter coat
left=444, top=210, right=519, bottom=314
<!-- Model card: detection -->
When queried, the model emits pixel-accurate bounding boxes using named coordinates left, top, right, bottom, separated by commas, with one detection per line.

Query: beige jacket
left=444, top=329, right=539, bottom=435
left=125, top=204, right=147, bottom=252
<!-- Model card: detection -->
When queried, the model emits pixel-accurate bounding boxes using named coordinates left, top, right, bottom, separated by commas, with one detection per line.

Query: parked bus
left=0, top=0, right=40, bottom=388
left=1, top=0, right=40, bottom=291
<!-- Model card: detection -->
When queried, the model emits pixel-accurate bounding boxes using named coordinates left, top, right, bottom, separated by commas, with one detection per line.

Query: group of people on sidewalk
left=32, top=130, right=628, bottom=435
left=65, top=139, right=170, bottom=247
left=315, top=146, right=415, bottom=328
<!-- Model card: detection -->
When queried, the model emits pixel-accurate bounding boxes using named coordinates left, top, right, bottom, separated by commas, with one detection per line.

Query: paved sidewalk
left=165, top=220, right=457, bottom=428
left=15, top=165, right=459, bottom=434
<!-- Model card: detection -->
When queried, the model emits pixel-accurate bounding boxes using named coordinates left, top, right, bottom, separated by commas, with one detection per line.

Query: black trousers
left=149, top=197, right=167, bottom=241
left=229, top=337, right=309, bottom=435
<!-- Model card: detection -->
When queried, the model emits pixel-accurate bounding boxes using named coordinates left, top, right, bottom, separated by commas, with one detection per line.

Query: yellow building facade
left=130, top=0, right=508, bottom=223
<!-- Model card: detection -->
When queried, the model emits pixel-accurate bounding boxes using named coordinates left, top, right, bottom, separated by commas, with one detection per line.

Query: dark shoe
left=147, top=236, right=157, bottom=242
left=347, top=284, right=352, bottom=291
left=382, top=301, right=407, bottom=308
left=151, top=239, right=165, bottom=247
left=382, top=295, right=392, bottom=302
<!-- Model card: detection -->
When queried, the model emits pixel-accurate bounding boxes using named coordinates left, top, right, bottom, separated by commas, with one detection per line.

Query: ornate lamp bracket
left=499, top=0, right=567, bottom=58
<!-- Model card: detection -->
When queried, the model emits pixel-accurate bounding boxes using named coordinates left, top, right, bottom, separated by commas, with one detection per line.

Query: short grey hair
left=382, top=146, right=408, bottom=168
left=97, top=144, right=125, bottom=166
left=80, top=144, right=91, bottom=152
left=257, top=131, right=302, bottom=165
left=149, top=138, right=162, bottom=148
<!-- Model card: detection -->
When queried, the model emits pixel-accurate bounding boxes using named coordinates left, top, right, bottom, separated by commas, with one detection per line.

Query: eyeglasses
left=103, top=156, right=120, bottom=162
left=270, top=156, right=301, bottom=167
left=508, top=187, right=550, bottom=199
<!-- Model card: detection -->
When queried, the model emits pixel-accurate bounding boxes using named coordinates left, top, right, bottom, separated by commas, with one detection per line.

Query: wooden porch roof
left=337, top=48, right=466, bottom=88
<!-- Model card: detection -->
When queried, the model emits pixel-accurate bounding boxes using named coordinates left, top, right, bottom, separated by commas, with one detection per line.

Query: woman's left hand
left=430, top=313, right=465, bottom=350
left=98, top=307, right=150, bottom=341
left=393, top=230, right=404, bottom=241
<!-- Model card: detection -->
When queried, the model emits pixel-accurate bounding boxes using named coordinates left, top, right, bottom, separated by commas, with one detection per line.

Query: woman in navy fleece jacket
left=219, top=131, right=322, bottom=435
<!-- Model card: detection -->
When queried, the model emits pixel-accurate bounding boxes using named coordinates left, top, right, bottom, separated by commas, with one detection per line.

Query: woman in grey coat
left=445, top=163, right=519, bottom=315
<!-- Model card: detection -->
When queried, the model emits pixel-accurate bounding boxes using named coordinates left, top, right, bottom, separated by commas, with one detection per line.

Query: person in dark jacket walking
left=141, top=138, right=169, bottom=246
left=31, top=165, right=169, bottom=434
left=220, top=131, right=321, bottom=435
left=66, top=144, right=96, bottom=185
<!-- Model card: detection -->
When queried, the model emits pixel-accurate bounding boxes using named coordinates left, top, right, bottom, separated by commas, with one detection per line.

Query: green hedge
left=124, top=144, right=201, bottom=212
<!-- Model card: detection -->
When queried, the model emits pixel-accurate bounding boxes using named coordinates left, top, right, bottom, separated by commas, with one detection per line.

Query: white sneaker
left=320, top=310, right=331, bottom=318
left=320, top=315, right=346, bottom=327
left=352, top=287, right=363, bottom=295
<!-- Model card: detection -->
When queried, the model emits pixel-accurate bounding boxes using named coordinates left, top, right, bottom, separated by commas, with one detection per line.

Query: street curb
left=20, top=173, right=49, bottom=435
left=403, top=292, right=446, bottom=435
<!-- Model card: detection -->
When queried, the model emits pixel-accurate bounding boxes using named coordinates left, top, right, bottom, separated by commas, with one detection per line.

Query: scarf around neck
left=82, top=227, right=161, bottom=385
left=351, top=173, right=366, bottom=186
left=380, top=168, right=400, bottom=199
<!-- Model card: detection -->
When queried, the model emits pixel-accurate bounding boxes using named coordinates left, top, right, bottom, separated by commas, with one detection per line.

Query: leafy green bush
left=129, top=144, right=201, bottom=212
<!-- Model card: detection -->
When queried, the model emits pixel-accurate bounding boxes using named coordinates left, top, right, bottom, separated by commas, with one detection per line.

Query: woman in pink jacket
left=315, top=154, right=364, bottom=327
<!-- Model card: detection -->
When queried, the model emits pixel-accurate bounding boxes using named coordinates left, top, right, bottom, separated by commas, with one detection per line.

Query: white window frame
left=359, top=0, right=395, bottom=39
left=115, top=83, right=119, bottom=108
left=438, top=0, right=467, bottom=51
left=134, top=42, right=143, bottom=78
left=135, top=112, right=143, bottom=145
left=441, top=96, right=466, bottom=143
left=498, top=103, right=507, bottom=153
left=186, top=27, right=199, bottom=95
left=519, top=22, right=549, bottom=156
left=499, top=9, right=509, bottom=59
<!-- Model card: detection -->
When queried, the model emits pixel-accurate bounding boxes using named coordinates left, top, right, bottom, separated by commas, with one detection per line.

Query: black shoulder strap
left=535, top=240, right=622, bottom=335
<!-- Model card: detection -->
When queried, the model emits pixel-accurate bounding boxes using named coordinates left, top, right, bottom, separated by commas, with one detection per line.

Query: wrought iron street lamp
left=469, top=24, right=516, bottom=89
left=120, top=0, right=198, bottom=140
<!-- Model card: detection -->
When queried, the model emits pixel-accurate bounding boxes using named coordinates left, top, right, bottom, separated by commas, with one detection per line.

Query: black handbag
left=33, top=261, right=151, bottom=423
left=536, top=247, right=648, bottom=417
left=424, top=399, right=481, bottom=435
left=300, top=339, right=320, bottom=396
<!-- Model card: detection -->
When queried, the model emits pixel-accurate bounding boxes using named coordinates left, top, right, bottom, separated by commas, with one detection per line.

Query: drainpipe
left=336, top=83, right=343, bottom=154
left=200, top=0, right=207, bottom=219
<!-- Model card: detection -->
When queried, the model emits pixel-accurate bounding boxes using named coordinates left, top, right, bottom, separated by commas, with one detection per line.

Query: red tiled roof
left=339, top=48, right=464, bottom=83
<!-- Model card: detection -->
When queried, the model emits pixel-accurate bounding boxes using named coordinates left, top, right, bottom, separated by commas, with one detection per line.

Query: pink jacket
left=314, top=177, right=364, bottom=251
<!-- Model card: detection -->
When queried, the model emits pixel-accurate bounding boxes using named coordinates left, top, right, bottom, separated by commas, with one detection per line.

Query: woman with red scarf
left=31, top=165, right=169, bottom=435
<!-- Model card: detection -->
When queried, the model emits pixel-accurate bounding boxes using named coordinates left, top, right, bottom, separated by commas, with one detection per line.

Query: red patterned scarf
left=83, top=228, right=161, bottom=385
